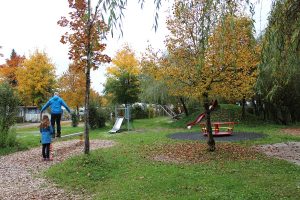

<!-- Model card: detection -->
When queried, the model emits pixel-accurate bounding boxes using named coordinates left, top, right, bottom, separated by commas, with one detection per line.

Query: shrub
left=89, top=101, right=106, bottom=129
left=0, top=83, right=19, bottom=147
left=147, top=106, right=156, bottom=118
left=246, top=107, right=254, bottom=114
left=71, top=112, right=79, bottom=127
left=16, top=116, right=24, bottom=123
left=132, top=104, right=148, bottom=119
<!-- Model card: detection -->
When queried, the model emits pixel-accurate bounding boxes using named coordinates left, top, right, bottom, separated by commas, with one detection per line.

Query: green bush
left=16, top=116, right=24, bottom=123
left=246, top=107, right=254, bottom=114
left=6, top=128, right=17, bottom=147
left=0, top=83, right=19, bottom=147
left=132, top=104, right=148, bottom=119
left=147, top=106, right=156, bottom=118
left=89, top=101, right=106, bottom=129
left=71, top=112, right=79, bottom=127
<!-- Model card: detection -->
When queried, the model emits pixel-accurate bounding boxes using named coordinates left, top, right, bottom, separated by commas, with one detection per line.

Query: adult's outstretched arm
left=61, top=99, right=71, bottom=113
left=41, top=100, right=51, bottom=112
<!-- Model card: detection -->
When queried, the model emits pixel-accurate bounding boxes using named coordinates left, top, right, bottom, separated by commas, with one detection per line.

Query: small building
left=18, top=106, right=42, bottom=122
left=18, top=106, right=69, bottom=123
left=18, top=106, right=50, bottom=122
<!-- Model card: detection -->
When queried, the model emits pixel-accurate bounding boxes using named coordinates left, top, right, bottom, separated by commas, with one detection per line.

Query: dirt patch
left=281, top=128, right=300, bottom=136
left=255, top=142, right=300, bottom=166
left=148, top=142, right=300, bottom=166
left=0, top=139, right=116, bottom=200
left=147, top=142, right=261, bottom=164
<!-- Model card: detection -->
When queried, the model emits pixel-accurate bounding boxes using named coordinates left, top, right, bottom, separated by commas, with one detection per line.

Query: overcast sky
left=0, top=0, right=272, bottom=93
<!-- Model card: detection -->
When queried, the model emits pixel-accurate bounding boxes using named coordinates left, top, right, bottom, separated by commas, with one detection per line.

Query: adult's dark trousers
left=51, top=113, right=62, bottom=137
left=42, top=143, right=50, bottom=159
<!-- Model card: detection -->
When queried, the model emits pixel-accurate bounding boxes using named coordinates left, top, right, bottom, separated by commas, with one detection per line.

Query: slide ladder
left=159, top=105, right=179, bottom=119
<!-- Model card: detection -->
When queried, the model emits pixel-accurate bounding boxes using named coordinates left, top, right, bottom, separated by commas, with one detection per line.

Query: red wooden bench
left=200, top=122, right=237, bottom=136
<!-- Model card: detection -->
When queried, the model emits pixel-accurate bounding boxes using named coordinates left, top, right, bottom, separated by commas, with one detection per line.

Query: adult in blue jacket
left=41, top=92, right=71, bottom=138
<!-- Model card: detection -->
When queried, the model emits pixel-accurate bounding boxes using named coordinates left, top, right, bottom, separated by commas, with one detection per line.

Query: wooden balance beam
left=54, top=132, right=84, bottom=141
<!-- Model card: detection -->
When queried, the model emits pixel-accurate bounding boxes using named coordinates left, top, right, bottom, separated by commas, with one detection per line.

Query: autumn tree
left=204, top=15, right=260, bottom=118
left=58, top=0, right=111, bottom=154
left=140, top=49, right=188, bottom=115
left=16, top=50, right=56, bottom=107
left=142, top=0, right=223, bottom=151
left=90, top=89, right=104, bottom=105
left=142, top=0, right=254, bottom=151
left=0, top=49, right=25, bottom=87
left=104, top=45, right=141, bottom=105
left=58, top=63, right=85, bottom=113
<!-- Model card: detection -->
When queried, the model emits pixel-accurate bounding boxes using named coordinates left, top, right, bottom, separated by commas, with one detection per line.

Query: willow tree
left=256, top=0, right=300, bottom=124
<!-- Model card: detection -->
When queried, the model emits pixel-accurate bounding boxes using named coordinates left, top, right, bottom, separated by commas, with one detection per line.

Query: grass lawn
left=0, top=121, right=84, bottom=156
left=39, top=117, right=300, bottom=200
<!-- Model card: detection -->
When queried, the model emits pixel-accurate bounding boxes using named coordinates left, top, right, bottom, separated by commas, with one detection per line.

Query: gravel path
left=255, top=142, right=300, bottom=166
left=0, top=139, right=116, bottom=200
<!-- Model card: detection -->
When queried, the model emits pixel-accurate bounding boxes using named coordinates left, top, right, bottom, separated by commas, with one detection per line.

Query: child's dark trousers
left=42, top=143, right=50, bottom=159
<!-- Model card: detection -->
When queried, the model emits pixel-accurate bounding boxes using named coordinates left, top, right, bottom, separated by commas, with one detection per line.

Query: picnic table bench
left=200, top=122, right=237, bottom=136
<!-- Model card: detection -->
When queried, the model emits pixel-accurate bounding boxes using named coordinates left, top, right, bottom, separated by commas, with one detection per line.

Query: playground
left=0, top=0, right=299, bottom=199
left=0, top=117, right=299, bottom=199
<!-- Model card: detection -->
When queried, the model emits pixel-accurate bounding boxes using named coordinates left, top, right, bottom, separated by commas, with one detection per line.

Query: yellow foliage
left=16, top=50, right=56, bottom=106
left=142, top=11, right=259, bottom=102
left=106, top=45, right=140, bottom=77
left=203, top=16, right=260, bottom=102
left=90, top=89, right=104, bottom=106
left=58, top=63, right=85, bottom=109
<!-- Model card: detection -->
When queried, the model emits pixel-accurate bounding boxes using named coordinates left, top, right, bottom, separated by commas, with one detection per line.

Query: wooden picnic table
left=200, top=122, right=237, bottom=136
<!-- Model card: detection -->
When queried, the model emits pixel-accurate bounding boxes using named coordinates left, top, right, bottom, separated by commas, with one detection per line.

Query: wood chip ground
left=0, top=140, right=116, bottom=200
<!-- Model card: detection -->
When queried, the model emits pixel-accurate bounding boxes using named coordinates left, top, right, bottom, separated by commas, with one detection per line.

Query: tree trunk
left=256, top=95, right=263, bottom=118
left=179, top=97, right=189, bottom=116
left=241, top=96, right=246, bottom=119
left=23, top=106, right=26, bottom=123
left=203, top=93, right=215, bottom=152
left=84, top=67, right=91, bottom=154
left=262, top=102, right=267, bottom=121
left=83, top=0, right=92, bottom=154
left=251, top=97, right=258, bottom=116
